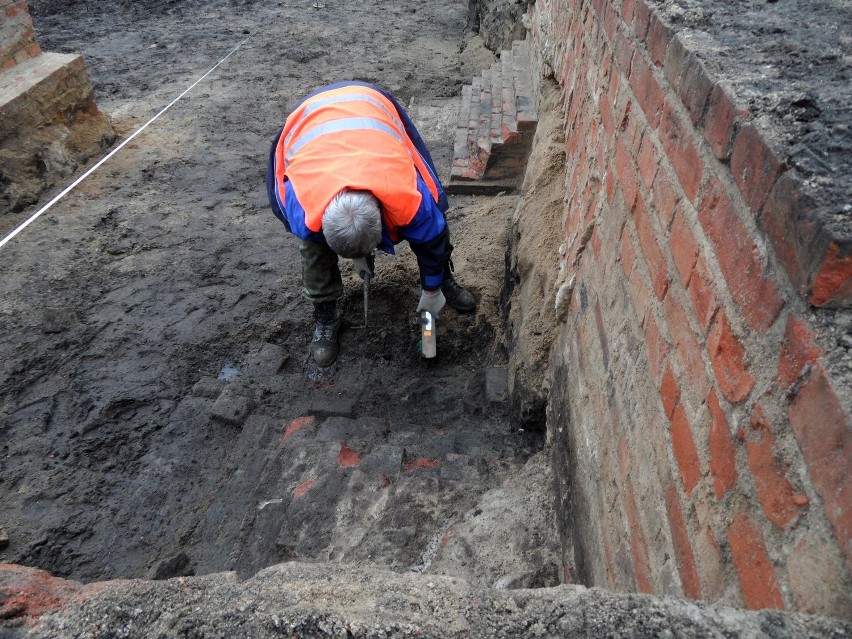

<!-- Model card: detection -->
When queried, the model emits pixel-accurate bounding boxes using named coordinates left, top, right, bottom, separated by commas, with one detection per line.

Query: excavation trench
left=0, top=0, right=563, bottom=591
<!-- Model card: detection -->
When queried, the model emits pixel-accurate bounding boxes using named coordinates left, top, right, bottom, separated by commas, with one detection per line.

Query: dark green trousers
left=299, top=225, right=455, bottom=303
left=299, top=240, right=343, bottom=303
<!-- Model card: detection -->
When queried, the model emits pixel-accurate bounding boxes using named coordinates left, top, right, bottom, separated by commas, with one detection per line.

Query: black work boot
left=442, top=272, right=476, bottom=312
left=310, top=301, right=342, bottom=367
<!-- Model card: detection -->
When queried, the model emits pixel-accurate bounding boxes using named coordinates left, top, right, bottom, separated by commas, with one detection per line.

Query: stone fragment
left=0, top=527, right=9, bottom=549
left=244, top=343, right=288, bottom=378
left=211, top=389, right=252, bottom=426
left=191, top=376, right=223, bottom=399
left=309, top=392, right=357, bottom=418
left=485, top=367, right=509, bottom=402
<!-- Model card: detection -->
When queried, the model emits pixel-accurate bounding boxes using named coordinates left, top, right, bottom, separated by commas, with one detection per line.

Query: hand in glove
left=417, top=288, right=446, bottom=318
left=352, top=256, right=374, bottom=280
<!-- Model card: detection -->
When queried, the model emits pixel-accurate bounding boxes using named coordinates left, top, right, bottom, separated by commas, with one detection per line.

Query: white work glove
left=352, top=257, right=374, bottom=280
left=417, top=288, right=446, bottom=318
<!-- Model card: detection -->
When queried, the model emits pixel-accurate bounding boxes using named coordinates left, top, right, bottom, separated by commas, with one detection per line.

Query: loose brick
left=659, top=363, right=680, bottom=419
left=698, top=177, right=784, bottom=333
left=704, top=83, right=748, bottom=161
left=707, top=389, right=737, bottom=499
left=666, top=483, right=702, bottom=598
left=635, top=196, right=669, bottom=300
left=294, top=478, right=317, bottom=499
left=788, top=365, right=852, bottom=560
left=747, top=405, right=804, bottom=529
left=776, top=314, right=820, bottom=389
left=808, top=240, right=852, bottom=308
left=670, top=210, right=698, bottom=286
left=706, top=310, right=754, bottom=404
left=670, top=403, right=701, bottom=495
left=730, top=124, right=786, bottom=214
left=659, top=101, right=703, bottom=203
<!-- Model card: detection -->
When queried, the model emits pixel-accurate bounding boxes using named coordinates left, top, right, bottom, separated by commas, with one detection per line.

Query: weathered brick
left=652, top=165, right=681, bottom=228
left=621, top=0, right=637, bottom=29
left=730, top=124, right=786, bottom=214
left=643, top=309, right=669, bottom=382
left=663, top=290, right=709, bottom=400
left=646, top=14, right=671, bottom=67
left=707, top=389, right=737, bottom=499
left=632, top=0, right=651, bottom=41
left=614, top=24, right=636, bottom=77
left=629, top=53, right=665, bottom=128
left=758, top=173, right=818, bottom=296
left=776, top=313, right=820, bottom=390
left=666, top=483, right=702, bottom=598
left=747, top=405, right=804, bottom=529
left=663, top=33, right=688, bottom=93
left=706, top=310, right=754, bottom=404
left=621, top=228, right=637, bottom=277
left=679, top=53, right=713, bottom=125
left=687, top=255, right=719, bottom=331
left=659, top=363, right=680, bottom=419
left=659, top=101, right=703, bottom=203
left=788, top=365, right=852, bottom=561
left=727, top=513, right=784, bottom=610
left=637, top=133, right=658, bottom=190
left=698, top=177, right=785, bottom=333
left=615, top=138, right=639, bottom=212
left=671, top=402, right=701, bottom=495
left=808, top=240, right=852, bottom=307
left=635, top=196, right=669, bottom=300
left=693, top=513, right=725, bottom=600
left=625, top=479, right=655, bottom=593
left=787, top=534, right=852, bottom=618
left=670, top=210, right=698, bottom=286
left=704, top=83, right=747, bottom=161
left=602, top=0, right=619, bottom=42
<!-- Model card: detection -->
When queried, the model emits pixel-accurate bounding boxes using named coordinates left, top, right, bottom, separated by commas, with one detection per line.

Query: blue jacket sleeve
left=398, top=176, right=448, bottom=291
left=266, top=128, right=325, bottom=243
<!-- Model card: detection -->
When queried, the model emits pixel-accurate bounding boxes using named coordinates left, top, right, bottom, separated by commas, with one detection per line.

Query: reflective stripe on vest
left=283, top=92, right=407, bottom=152
left=274, top=85, right=441, bottom=233
left=286, top=116, right=404, bottom=163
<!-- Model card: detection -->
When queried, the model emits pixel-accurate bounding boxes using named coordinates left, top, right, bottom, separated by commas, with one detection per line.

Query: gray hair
left=322, top=190, right=382, bottom=258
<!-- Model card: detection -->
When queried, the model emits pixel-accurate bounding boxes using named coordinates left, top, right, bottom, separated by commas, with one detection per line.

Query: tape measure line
left=0, top=34, right=251, bottom=251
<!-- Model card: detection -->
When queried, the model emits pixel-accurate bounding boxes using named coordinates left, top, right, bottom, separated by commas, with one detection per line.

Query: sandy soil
left=0, top=0, right=547, bottom=582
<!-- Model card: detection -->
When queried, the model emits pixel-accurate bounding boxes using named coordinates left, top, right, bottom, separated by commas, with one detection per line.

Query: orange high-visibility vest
left=273, top=85, right=441, bottom=234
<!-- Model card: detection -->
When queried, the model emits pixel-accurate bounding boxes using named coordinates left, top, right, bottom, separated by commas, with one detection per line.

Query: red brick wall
left=530, top=0, right=851, bottom=619
left=0, top=0, right=40, bottom=71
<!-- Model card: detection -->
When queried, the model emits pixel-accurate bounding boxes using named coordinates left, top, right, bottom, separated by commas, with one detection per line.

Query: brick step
left=449, top=39, right=538, bottom=194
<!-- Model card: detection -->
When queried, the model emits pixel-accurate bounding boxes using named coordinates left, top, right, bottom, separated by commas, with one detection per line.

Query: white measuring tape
left=0, top=35, right=251, bottom=251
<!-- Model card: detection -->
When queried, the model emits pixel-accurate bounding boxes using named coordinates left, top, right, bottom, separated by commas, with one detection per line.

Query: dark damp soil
left=0, top=0, right=542, bottom=582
